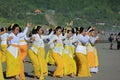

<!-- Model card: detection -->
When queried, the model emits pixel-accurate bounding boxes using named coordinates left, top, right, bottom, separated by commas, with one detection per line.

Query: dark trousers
left=117, top=42, right=120, bottom=50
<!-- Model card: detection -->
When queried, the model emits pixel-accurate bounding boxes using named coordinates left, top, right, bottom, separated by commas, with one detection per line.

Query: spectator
left=116, top=32, right=120, bottom=50
left=108, top=33, right=114, bottom=49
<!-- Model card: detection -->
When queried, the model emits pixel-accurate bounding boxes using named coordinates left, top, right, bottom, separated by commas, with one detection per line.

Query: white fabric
left=31, top=46, right=38, bottom=54
left=78, top=34, right=90, bottom=46
left=0, top=33, right=9, bottom=45
left=53, top=46, right=63, bottom=56
left=30, top=32, right=53, bottom=54
left=7, top=27, right=28, bottom=58
left=89, top=36, right=98, bottom=45
left=63, top=38, right=73, bottom=46
left=19, top=35, right=30, bottom=45
left=7, top=46, right=18, bottom=58
left=76, top=45, right=87, bottom=55
left=31, top=34, right=43, bottom=54
left=90, top=67, right=99, bottom=73
left=7, top=33, right=20, bottom=58
left=71, top=33, right=77, bottom=40
left=64, top=48, right=72, bottom=58
left=49, top=34, right=65, bottom=56
left=19, top=39, right=27, bottom=45
left=33, top=34, right=44, bottom=47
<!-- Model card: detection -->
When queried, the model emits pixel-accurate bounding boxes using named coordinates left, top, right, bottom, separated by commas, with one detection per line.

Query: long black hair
left=79, top=27, right=85, bottom=34
left=87, top=26, right=94, bottom=32
left=8, top=24, right=21, bottom=32
left=0, top=27, right=7, bottom=32
left=48, top=28, right=53, bottom=35
left=32, top=26, right=42, bottom=34
left=54, top=26, right=62, bottom=34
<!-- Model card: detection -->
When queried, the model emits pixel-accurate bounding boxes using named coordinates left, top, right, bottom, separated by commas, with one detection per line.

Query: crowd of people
left=108, top=32, right=120, bottom=50
left=0, top=23, right=100, bottom=80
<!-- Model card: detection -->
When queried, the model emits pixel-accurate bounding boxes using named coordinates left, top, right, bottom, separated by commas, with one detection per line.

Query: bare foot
left=70, top=73, right=75, bottom=78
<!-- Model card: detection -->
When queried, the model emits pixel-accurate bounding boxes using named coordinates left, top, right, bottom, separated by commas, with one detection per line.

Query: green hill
left=0, top=0, right=120, bottom=31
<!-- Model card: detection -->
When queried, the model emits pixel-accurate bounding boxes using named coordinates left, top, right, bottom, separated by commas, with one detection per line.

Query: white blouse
left=31, top=32, right=53, bottom=54
left=78, top=34, right=90, bottom=46
left=19, top=35, right=30, bottom=45
left=89, top=36, right=99, bottom=45
left=0, top=33, right=9, bottom=45
left=7, top=27, right=28, bottom=58
left=75, top=34, right=90, bottom=55
left=48, top=34, right=66, bottom=56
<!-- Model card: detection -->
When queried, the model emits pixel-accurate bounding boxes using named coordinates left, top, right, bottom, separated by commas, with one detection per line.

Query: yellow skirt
left=38, top=47, right=48, bottom=76
left=52, top=52, right=64, bottom=77
left=46, top=48, right=55, bottom=65
left=0, top=52, right=4, bottom=80
left=28, top=48, right=48, bottom=79
left=63, top=54, right=76, bottom=76
left=70, top=46, right=75, bottom=57
left=1, top=44, right=7, bottom=63
left=94, top=47, right=99, bottom=66
left=6, top=49, right=25, bottom=80
left=87, top=52, right=96, bottom=67
left=75, top=53, right=91, bottom=77
left=6, top=51, right=20, bottom=77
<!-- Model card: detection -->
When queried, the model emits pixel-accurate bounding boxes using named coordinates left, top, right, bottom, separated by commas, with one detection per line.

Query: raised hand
left=26, top=23, right=32, bottom=28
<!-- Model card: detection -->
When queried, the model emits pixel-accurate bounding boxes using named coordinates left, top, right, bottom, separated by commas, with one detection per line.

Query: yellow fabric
left=87, top=52, right=96, bottom=67
left=46, top=48, right=55, bottom=65
left=32, top=44, right=39, bottom=49
left=63, top=54, right=76, bottom=76
left=0, top=52, right=4, bottom=80
left=63, top=46, right=76, bottom=75
left=94, top=47, right=99, bottom=66
left=6, top=51, right=20, bottom=77
left=1, top=44, right=7, bottom=63
left=53, top=43, right=63, bottom=56
left=39, top=47, right=48, bottom=76
left=55, top=44, right=62, bottom=46
left=28, top=47, right=48, bottom=80
left=28, top=49, right=40, bottom=76
left=19, top=44, right=28, bottom=61
left=6, top=47, right=25, bottom=80
left=87, top=44, right=96, bottom=67
left=75, top=53, right=91, bottom=77
left=20, top=40, right=26, bottom=42
left=71, top=46, right=75, bottom=57
left=52, top=52, right=64, bottom=77
left=11, top=44, right=19, bottom=47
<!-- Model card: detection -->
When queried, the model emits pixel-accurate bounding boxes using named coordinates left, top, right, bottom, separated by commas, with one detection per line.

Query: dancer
left=75, top=27, right=91, bottom=77
left=28, top=26, right=53, bottom=80
left=63, top=30, right=76, bottom=77
left=0, top=27, right=9, bottom=63
left=48, top=26, right=66, bottom=78
left=6, top=23, right=30, bottom=80
left=87, top=27, right=100, bottom=73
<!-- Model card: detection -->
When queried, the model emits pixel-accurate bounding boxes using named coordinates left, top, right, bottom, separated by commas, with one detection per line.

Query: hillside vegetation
left=0, top=0, right=120, bottom=31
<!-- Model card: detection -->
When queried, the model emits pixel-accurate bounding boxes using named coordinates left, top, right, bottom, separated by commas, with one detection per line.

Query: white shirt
left=19, top=35, right=30, bottom=45
left=89, top=36, right=99, bottom=45
left=48, top=34, right=66, bottom=55
left=78, top=34, right=90, bottom=46
left=31, top=32, right=53, bottom=54
left=7, top=27, right=28, bottom=58
left=0, top=33, right=9, bottom=45
left=75, top=34, right=90, bottom=55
